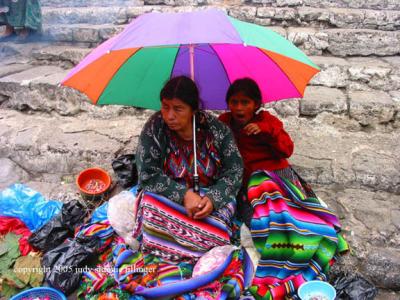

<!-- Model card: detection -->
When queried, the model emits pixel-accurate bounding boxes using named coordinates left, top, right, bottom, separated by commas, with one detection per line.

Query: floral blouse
left=136, top=111, right=243, bottom=210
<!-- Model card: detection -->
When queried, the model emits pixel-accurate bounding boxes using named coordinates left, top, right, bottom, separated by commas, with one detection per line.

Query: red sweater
left=219, top=110, right=294, bottom=185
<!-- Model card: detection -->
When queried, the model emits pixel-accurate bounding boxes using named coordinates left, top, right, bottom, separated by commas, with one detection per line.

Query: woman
left=0, top=0, right=41, bottom=41
left=134, top=76, right=243, bottom=263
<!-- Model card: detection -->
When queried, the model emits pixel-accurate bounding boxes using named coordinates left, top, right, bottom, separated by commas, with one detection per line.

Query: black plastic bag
left=333, top=273, right=378, bottom=300
left=111, top=154, right=138, bottom=188
left=42, top=235, right=100, bottom=295
left=29, top=200, right=87, bottom=252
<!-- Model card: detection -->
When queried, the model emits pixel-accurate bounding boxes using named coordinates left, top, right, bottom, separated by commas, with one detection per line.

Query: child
left=219, top=78, right=307, bottom=225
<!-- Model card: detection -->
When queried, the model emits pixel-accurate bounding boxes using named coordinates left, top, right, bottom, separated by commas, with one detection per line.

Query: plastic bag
left=90, top=202, right=109, bottom=223
left=107, top=191, right=139, bottom=250
left=111, top=154, right=138, bottom=188
left=0, top=184, right=62, bottom=231
left=333, top=273, right=378, bottom=300
left=42, top=235, right=100, bottom=295
left=192, top=245, right=237, bottom=277
left=28, top=200, right=87, bottom=252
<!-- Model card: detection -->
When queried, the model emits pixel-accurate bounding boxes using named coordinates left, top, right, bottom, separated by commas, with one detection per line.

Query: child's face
left=228, top=91, right=258, bottom=126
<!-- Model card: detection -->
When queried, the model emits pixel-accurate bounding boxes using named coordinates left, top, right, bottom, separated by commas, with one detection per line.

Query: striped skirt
left=247, top=171, right=348, bottom=300
left=133, top=191, right=235, bottom=263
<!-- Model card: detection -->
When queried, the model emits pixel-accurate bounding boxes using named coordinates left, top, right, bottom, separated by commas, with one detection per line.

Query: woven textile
left=247, top=171, right=348, bottom=299
left=133, top=191, right=234, bottom=263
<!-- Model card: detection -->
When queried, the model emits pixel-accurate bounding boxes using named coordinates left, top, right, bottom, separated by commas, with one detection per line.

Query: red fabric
left=0, top=216, right=36, bottom=255
left=219, top=110, right=294, bottom=185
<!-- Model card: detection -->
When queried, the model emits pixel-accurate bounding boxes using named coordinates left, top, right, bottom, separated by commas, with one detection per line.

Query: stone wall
left=0, top=0, right=399, bottom=296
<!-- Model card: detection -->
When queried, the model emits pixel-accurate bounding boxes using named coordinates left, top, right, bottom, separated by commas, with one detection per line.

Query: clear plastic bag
left=192, top=245, right=237, bottom=277
left=107, top=191, right=139, bottom=249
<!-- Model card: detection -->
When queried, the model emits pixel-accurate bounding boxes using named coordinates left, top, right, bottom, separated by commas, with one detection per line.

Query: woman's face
left=228, top=91, right=258, bottom=126
left=161, top=98, right=194, bottom=133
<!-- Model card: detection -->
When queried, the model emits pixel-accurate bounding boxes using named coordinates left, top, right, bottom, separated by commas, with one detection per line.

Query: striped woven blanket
left=133, top=191, right=234, bottom=263
left=247, top=171, right=348, bottom=299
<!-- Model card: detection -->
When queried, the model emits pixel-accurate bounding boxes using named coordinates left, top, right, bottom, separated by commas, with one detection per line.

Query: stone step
left=42, top=23, right=125, bottom=44
left=26, top=44, right=400, bottom=94
left=40, top=0, right=143, bottom=7
left=41, top=0, right=400, bottom=12
left=41, top=5, right=400, bottom=30
left=42, top=7, right=130, bottom=25
left=230, top=6, right=400, bottom=31
left=0, top=109, right=149, bottom=182
left=38, top=22, right=400, bottom=57
left=1, top=54, right=399, bottom=126
left=247, top=0, right=400, bottom=11
left=0, top=108, right=398, bottom=195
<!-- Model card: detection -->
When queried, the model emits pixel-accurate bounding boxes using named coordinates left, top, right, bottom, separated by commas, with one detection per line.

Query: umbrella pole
left=190, top=44, right=200, bottom=193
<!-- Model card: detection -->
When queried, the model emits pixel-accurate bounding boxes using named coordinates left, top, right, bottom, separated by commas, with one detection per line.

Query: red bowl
left=76, top=167, right=111, bottom=196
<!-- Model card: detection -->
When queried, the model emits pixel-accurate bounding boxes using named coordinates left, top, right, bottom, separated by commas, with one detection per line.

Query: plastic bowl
left=298, top=280, right=336, bottom=300
left=10, top=287, right=67, bottom=300
left=76, top=167, right=111, bottom=200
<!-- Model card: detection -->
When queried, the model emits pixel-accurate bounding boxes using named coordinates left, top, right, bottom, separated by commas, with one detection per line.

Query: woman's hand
left=183, top=190, right=203, bottom=218
left=193, top=196, right=213, bottom=219
left=243, top=123, right=261, bottom=135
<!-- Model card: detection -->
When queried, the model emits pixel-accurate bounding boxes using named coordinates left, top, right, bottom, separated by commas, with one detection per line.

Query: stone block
left=364, top=10, right=400, bottom=30
left=328, top=8, right=365, bottom=28
left=0, top=158, right=29, bottom=190
left=276, top=0, right=303, bottom=6
left=32, top=46, right=91, bottom=67
left=72, top=27, right=100, bottom=43
left=43, top=26, right=73, bottom=42
left=40, top=0, right=143, bottom=7
left=271, top=99, right=300, bottom=117
left=0, top=64, right=32, bottom=78
left=297, top=7, right=330, bottom=23
left=0, top=66, right=63, bottom=85
left=302, top=0, right=398, bottom=10
left=300, top=86, right=347, bottom=116
left=326, top=29, right=400, bottom=57
left=362, top=248, right=400, bottom=289
left=349, top=90, right=396, bottom=125
left=287, top=27, right=329, bottom=55
left=310, top=56, right=349, bottom=88
left=228, top=7, right=257, bottom=22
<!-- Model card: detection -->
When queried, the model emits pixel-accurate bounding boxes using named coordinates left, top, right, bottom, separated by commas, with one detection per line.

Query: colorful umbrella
left=61, top=9, right=319, bottom=111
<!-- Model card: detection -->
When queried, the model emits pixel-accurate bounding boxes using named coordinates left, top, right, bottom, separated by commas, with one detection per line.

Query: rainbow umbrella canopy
left=62, top=9, right=320, bottom=110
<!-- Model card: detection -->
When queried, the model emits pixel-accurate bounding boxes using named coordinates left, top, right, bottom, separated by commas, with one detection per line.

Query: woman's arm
left=136, top=114, right=187, bottom=204
left=204, top=121, right=244, bottom=210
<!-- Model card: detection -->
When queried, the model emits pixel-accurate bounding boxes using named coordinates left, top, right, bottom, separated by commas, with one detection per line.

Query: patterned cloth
left=133, top=191, right=235, bottom=263
left=136, top=111, right=243, bottom=210
left=0, top=0, right=41, bottom=30
left=247, top=171, right=348, bottom=300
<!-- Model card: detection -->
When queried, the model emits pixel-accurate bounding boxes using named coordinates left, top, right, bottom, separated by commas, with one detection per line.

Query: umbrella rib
left=256, top=47, right=303, bottom=97
left=209, top=44, right=232, bottom=87
left=168, top=45, right=182, bottom=80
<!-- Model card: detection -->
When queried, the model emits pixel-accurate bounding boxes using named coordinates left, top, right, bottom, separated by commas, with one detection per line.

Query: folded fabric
left=0, top=216, right=35, bottom=255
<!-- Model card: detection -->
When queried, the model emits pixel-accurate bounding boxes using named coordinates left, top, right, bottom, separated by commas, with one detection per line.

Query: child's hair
left=160, top=76, right=199, bottom=110
left=225, top=78, right=262, bottom=109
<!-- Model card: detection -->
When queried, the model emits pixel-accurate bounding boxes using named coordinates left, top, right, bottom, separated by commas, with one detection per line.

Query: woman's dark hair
left=160, top=76, right=199, bottom=110
left=225, top=78, right=262, bottom=108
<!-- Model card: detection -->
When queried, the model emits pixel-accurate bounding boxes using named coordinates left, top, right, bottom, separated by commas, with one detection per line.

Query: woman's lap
left=246, top=170, right=348, bottom=299
left=133, top=191, right=234, bottom=263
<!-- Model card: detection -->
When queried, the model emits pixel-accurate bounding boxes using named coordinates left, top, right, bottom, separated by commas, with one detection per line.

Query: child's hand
left=244, top=123, right=261, bottom=135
